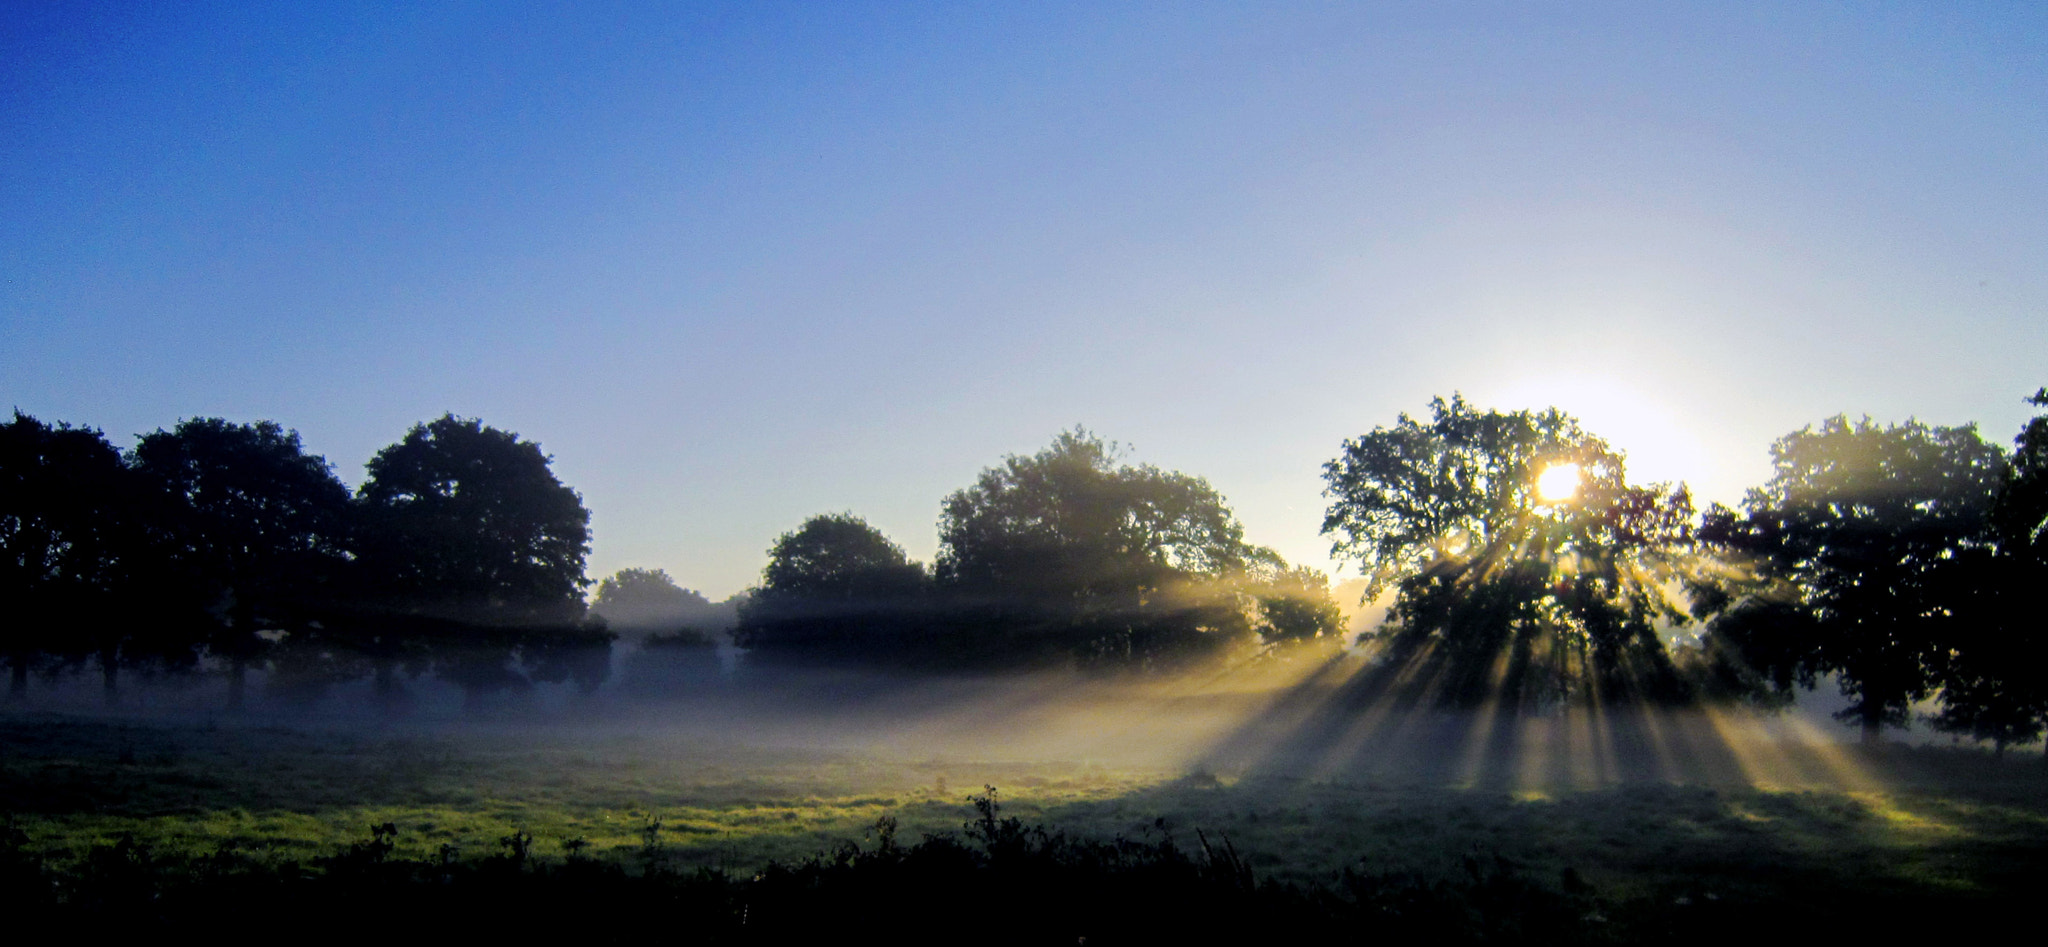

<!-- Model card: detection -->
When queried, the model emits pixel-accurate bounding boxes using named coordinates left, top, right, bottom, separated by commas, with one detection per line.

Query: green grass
left=4, top=711, right=2045, bottom=915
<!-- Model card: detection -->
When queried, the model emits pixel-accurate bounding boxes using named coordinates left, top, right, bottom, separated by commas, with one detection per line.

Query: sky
left=5, top=1, right=2045, bottom=599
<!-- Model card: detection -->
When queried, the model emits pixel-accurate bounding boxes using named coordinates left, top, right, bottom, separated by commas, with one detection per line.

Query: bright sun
left=1536, top=462, right=1581, bottom=503
left=1486, top=375, right=1712, bottom=491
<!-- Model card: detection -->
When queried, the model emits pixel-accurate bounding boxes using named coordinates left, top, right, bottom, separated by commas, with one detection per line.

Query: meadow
left=5, top=680, right=2046, bottom=942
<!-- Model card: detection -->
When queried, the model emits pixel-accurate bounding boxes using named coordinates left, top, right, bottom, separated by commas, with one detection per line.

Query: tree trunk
left=1860, top=710, right=1883, bottom=747
left=8, top=654, right=27, bottom=700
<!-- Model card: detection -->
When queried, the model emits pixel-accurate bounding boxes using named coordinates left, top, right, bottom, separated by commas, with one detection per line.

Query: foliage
left=1321, top=395, right=1697, bottom=707
left=1699, top=415, right=2005, bottom=743
left=350, top=415, right=602, bottom=707
left=130, top=418, right=353, bottom=598
left=1, top=413, right=141, bottom=695
left=129, top=418, right=354, bottom=707
left=3, top=409, right=623, bottom=711
left=939, top=429, right=1253, bottom=593
left=935, top=428, right=1269, bottom=665
left=759, top=513, right=927, bottom=601
left=0, top=412, right=201, bottom=703
left=1995, top=387, right=2048, bottom=555
left=0, top=413, right=136, bottom=604
left=589, top=567, right=715, bottom=634
left=355, top=414, right=592, bottom=621
left=1247, top=557, right=1346, bottom=643
left=1928, top=388, right=2048, bottom=754
left=735, top=513, right=929, bottom=657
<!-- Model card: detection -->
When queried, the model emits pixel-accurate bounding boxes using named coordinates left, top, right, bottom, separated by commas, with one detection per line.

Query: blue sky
left=6, top=2, right=2046, bottom=597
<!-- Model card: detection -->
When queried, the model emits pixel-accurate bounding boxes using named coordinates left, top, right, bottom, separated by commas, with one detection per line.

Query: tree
left=590, top=567, right=716, bottom=635
left=1701, top=415, right=2005, bottom=744
left=935, top=429, right=1264, bottom=665
left=1997, top=388, right=2048, bottom=555
left=735, top=513, right=928, bottom=655
left=761, top=514, right=927, bottom=601
left=354, top=415, right=600, bottom=709
left=130, top=418, right=353, bottom=710
left=1927, top=389, right=2048, bottom=757
left=1321, top=395, right=1696, bottom=707
left=0, top=412, right=142, bottom=701
left=1246, top=556, right=1345, bottom=644
left=356, top=414, right=592, bottom=619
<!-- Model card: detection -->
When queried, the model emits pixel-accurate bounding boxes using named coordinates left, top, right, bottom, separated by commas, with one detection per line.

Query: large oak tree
left=1700, top=415, right=2004, bottom=744
left=131, top=417, right=353, bottom=709
left=356, top=414, right=592, bottom=619
left=354, top=415, right=598, bottom=708
left=1321, top=395, right=1696, bottom=707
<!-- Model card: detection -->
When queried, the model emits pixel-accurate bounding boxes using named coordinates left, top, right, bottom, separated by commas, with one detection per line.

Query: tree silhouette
left=761, top=513, right=927, bottom=600
left=1997, top=388, right=2048, bottom=554
left=356, top=415, right=591, bottom=619
left=0, top=412, right=145, bottom=701
left=130, top=418, right=353, bottom=710
left=1928, top=389, right=2048, bottom=756
left=354, top=415, right=599, bottom=709
left=1701, top=416, right=2004, bottom=744
left=935, top=429, right=1264, bottom=666
left=1321, top=395, right=1696, bottom=707
left=590, top=567, right=716, bottom=636
left=735, top=513, right=928, bottom=658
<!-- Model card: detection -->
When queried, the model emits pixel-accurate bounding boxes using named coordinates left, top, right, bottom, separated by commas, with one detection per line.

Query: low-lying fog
left=4, top=638, right=1918, bottom=793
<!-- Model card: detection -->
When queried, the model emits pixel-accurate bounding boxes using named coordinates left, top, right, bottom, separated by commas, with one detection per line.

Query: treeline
left=8, top=385, right=2048, bottom=751
left=3, top=412, right=1335, bottom=714
left=729, top=429, right=1345, bottom=670
left=1, top=412, right=607, bottom=711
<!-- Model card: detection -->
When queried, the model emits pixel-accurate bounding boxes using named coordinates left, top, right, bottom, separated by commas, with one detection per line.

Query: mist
left=2, top=631, right=1904, bottom=799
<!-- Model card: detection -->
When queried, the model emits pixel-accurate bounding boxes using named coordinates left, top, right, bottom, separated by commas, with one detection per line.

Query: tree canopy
left=1322, top=395, right=1697, bottom=706
left=1245, top=557, right=1346, bottom=644
left=1, top=412, right=143, bottom=697
left=590, top=567, right=716, bottom=634
left=131, top=418, right=353, bottom=586
left=356, top=414, right=592, bottom=622
left=1992, top=388, right=2048, bottom=558
left=938, top=429, right=1253, bottom=598
left=734, top=513, right=927, bottom=657
left=760, top=513, right=928, bottom=602
left=1699, top=415, right=2005, bottom=743
left=1, top=412, right=135, bottom=614
left=936, top=428, right=1296, bottom=664
left=1922, top=390, right=2048, bottom=754
left=130, top=418, right=354, bottom=708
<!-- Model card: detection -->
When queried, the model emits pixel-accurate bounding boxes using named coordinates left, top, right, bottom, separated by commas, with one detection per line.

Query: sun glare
left=1537, top=463, right=1581, bottom=503
left=1485, top=375, right=1713, bottom=493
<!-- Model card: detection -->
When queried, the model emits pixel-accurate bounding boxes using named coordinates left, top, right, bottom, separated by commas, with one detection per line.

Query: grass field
left=5, top=704, right=2045, bottom=919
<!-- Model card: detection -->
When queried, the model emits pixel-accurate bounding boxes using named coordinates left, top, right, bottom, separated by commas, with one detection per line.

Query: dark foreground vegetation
left=4, top=715, right=2043, bottom=944
left=0, top=794, right=1597, bottom=944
